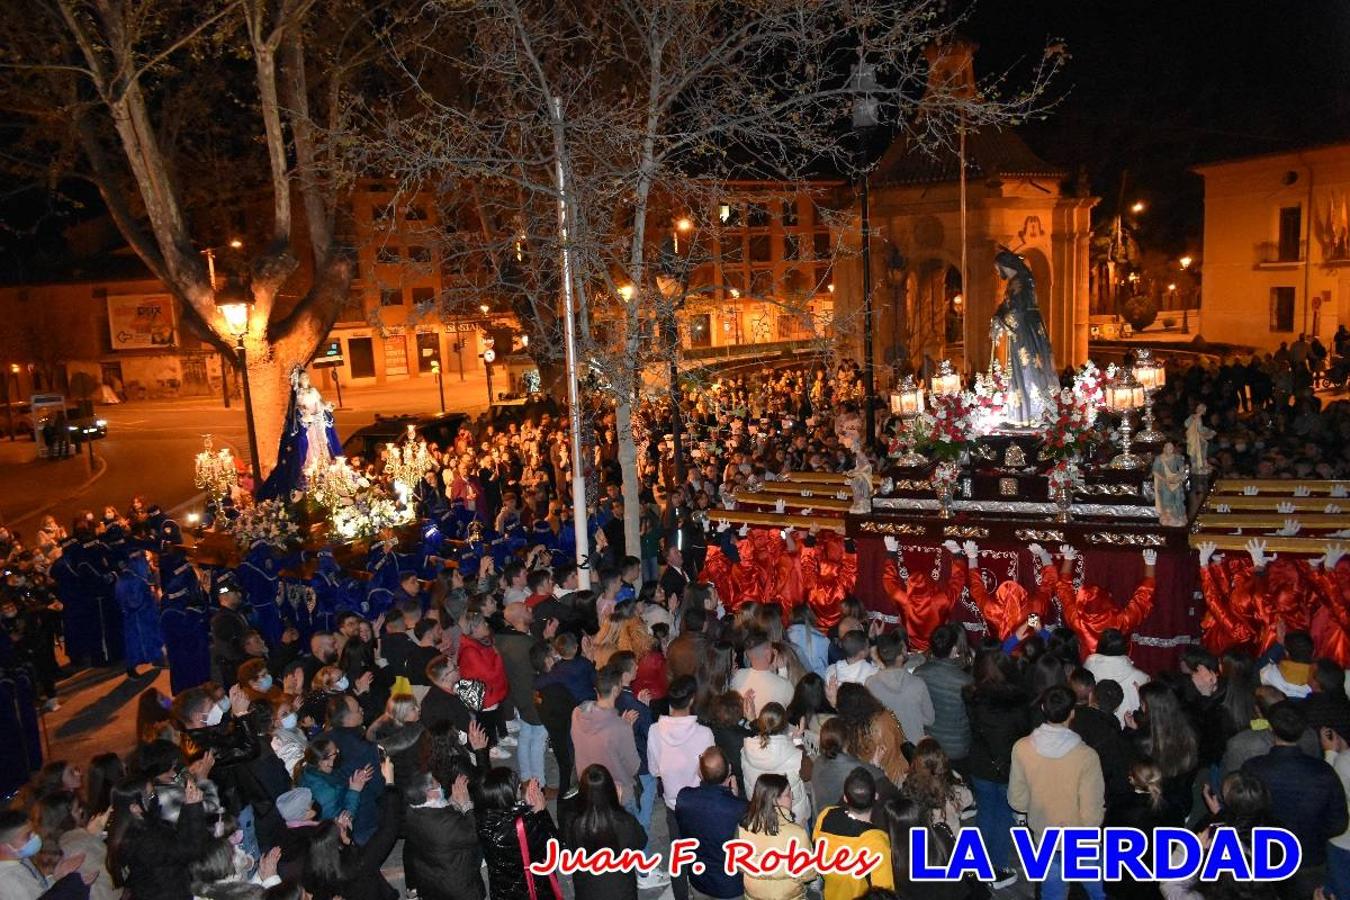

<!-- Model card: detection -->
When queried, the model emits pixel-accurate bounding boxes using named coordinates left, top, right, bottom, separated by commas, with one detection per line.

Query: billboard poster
left=107, top=294, right=177, bottom=350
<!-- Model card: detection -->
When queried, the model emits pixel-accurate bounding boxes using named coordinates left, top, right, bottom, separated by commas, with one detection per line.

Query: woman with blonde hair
left=736, top=773, right=814, bottom=900
left=740, top=703, right=811, bottom=826
left=367, top=692, right=427, bottom=788
left=591, top=602, right=655, bottom=670
left=1105, top=760, right=1168, bottom=900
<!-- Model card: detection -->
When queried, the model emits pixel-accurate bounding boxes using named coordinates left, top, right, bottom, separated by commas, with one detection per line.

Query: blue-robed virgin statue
left=990, top=249, right=1058, bottom=426
left=257, top=366, right=342, bottom=499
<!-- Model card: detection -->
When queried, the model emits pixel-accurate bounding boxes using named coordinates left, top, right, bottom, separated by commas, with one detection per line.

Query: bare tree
left=0, top=0, right=412, bottom=470
left=355, top=0, right=1062, bottom=552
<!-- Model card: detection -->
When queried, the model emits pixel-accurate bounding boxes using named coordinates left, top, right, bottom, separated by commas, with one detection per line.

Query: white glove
left=1197, top=541, right=1218, bottom=567
left=800, top=507, right=814, bottom=516
left=1326, top=504, right=1343, bottom=515
left=883, top=536, right=900, bottom=553
left=1276, top=519, right=1302, bottom=537
left=774, top=498, right=786, bottom=514
left=1245, top=538, right=1274, bottom=569
left=1216, top=503, right=1232, bottom=514
left=1294, top=486, right=1311, bottom=498
left=1326, top=543, right=1347, bottom=570
left=1333, top=485, right=1348, bottom=499
left=942, top=540, right=962, bottom=555
left=1243, top=486, right=1260, bottom=496
left=738, top=523, right=750, bottom=538
left=1028, top=543, right=1053, bottom=567
left=1059, top=544, right=1079, bottom=561
left=1142, top=549, right=1158, bottom=567
left=962, top=540, right=980, bottom=560
left=1277, top=502, right=1296, bottom=514
left=717, top=519, right=731, bottom=533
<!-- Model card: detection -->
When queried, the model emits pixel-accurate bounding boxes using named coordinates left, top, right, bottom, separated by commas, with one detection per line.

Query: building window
left=720, top=237, right=743, bottom=265
left=813, top=232, right=833, bottom=260
left=1270, top=287, right=1296, bottom=332
left=339, top=289, right=366, bottom=323
left=718, top=203, right=741, bottom=228
left=410, top=287, right=435, bottom=306
left=372, top=205, right=393, bottom=222
left=376, top=245, right=400, bottom=264
left=380, top=288, right=403, bottom=307
left=688, top=313, right=712, bottom=348
left=749, top=234, right=773, bottom=263
left=348, top=337, right=376, bottom=378
left=722, top=270, right=745, bottom=297
left=1277, top=206, right=1302, bottom=262
left=784, top=234, right=801, bottom=261
left=747, top=202, right=771, bottom=228
left=750, top=269, right=773, bottom=297
left=407, top=246, right=433, bottom=263
left=781, top=201, right=798, bottom=228
left=406, top=206, right=428, bottom=221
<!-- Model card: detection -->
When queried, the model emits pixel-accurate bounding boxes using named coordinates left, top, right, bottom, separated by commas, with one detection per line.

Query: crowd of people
left=0, top=357, right=1348, bottom=900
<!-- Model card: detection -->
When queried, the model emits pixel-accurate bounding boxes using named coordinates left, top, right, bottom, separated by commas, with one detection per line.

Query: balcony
left=1254, top=240, right=1305, bottom=268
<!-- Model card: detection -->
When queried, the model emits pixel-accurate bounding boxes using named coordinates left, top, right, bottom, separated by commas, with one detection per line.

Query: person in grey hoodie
left=570, top=666, right=640, bottom=809
left=914, top=623, right=973, bottom=770
left=865, top=631, right=934, bottom=746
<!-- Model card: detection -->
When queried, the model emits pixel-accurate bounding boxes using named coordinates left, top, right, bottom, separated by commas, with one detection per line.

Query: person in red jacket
left=456, top=610, right=512, bottom=759
left=880, top=536, right=966, bottom=652
left=961, top=540, right=1058, bottom=642
left=800, top=525, right=858, bottom=633
left=1052, top=544, right=1155, bottom=658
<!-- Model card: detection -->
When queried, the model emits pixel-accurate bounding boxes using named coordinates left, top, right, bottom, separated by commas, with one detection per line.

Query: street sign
left=313, top=339, right=344, bottom=368
left=482, top=348, right=497, bottom=364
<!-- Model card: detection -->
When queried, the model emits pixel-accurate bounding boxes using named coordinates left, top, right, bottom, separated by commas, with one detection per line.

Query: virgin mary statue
left=990, top=249, right=1058, bottom=426
left=257, top=367, right=342, bottom=499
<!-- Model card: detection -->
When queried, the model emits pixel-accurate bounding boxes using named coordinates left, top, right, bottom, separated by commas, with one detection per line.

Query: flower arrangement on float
left=1037, top=385, right=1103, bottom=462
left=902, top=392, right=976, bottom=463
left=1071, top=361, right=1109, bottom=425
left=227, top=498, right=300, bottom=550
left=308, top=457, right=415, bottom=541
left=967, top=362, right=1010, bottom=436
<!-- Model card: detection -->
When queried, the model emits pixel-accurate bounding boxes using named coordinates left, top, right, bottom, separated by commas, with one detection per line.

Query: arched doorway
left=1020, top=247, right=1056, bottom=365
left=912, top=258, right=962, bottom=365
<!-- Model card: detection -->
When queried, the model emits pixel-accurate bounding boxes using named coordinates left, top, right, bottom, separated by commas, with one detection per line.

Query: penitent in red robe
left=882, top=552, right=967, bottom=652
left=1199, top=560, right=1259, bottom=655
left=966, top=564, right=1057, bottom=641
left=1054, top=576, right=1155, bottom=658
left=1308, top=562, right=1350, bottom=667
left=1200, top=558, right=1314, bottom=655
left=800, top=532, right=857, bottom=633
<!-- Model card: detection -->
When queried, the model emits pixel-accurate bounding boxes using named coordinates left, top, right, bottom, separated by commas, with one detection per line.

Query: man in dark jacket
left=176, top=685, right=260, bottom=815
left=1071, top=679, right=1133, bottom=805
left=209, top=580, right=250, bottom=688
left=674, top=747, right=747, bottom=900
left=533, top=642, right=579, bottom=796
left=421, top=654, right=473, bottom=735
left=1243, top=700, right=1349, bottom=897
left=322, top=694, right=386, bottom=846
left=401, top=771, right=484, bottom=900
left=498, top=603, right=551, bottom=785
left=914, top=623, right=974, bottom=772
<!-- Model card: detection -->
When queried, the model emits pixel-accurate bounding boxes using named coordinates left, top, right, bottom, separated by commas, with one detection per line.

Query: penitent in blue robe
left=116, top=555, right=163, bottom=667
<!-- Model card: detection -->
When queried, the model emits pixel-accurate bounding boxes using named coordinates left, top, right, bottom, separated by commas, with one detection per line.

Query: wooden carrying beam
left=751, top=481, right=859, bottom=498
left=1186, top=534, right=1348, bottom=554
left=707, top=510, right=846, bottom=531
left=734, top=492, right=852, bottom=512
left=1201, top=497, right=1343, bottom=512
left=1195, top=514, right=1350, bottom=530
left=1213, top=479, right=1349, bottom=495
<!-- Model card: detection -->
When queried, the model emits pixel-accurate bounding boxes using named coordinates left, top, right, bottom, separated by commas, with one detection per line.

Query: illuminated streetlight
left=1167, top=283, right=1177, bottom=292
left=479, top=303, right=490, bottom=315
left=228, top=238, right=244, bottom=250
left=1130, top=201, right=1146, bottom=214
left=728, top=287, right=741, bottom=299
left=1179, top=255, right=1193, bottom=269
left=618, top=284, right=635, bottom=301
left=676, top=218, right=693, bottom=232
left=214, top=278, right=261, bottom=486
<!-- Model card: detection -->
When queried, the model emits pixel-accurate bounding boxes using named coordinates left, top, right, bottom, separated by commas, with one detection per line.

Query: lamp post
left=215, top=277, right=262, bottom=487
left=851, top=53, right=880, bottom=449
left=431, top=359, right=446, bottom=413
left=5, top=363, right=17, bottom=442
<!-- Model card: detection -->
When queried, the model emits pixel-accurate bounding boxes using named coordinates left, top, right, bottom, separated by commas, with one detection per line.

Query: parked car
left=341, top=412, right=471, bottom=460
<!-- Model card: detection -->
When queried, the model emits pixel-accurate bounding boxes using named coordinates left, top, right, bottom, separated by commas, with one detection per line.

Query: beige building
left=830, top=41, right=1096, bottom=383
left=1196, top=142, right=1350, bottom=351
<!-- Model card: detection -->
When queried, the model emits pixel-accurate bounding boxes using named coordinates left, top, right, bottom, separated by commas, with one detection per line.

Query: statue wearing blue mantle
left=990, top=249, right=1059, bottom=426
left=258, top=366, right=342, bottom=500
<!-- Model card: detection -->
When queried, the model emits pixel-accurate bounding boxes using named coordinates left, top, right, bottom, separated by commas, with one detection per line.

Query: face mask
left=334, top=676, right=350, bottom=692
left=423, top=787, right=449, bottom=808
left=11, top=833, right=41, bottom=858
left=217, top=697, right=231, bottom=712
left=205, top=703, right=225, bottom=727
left=280, top=713, right=298, bottom=730
left=256, top=674, right=273, bottom=692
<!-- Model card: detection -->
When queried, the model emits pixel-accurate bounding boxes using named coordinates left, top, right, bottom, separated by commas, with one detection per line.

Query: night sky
left=2, top=0, right=1348, bottom=275
left=965, top=0, right=1350, bottom=253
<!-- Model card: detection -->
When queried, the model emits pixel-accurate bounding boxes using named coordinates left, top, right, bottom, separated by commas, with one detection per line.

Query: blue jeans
left=1328, top=844, right=1350, bottom=900
left=971, top=777, right=1013, bottom=869
left=517, top=721, right=548, bottom=784
left=636, top=773, right=657, bottom=850
left=1041, top=850, right=1107, bottom=900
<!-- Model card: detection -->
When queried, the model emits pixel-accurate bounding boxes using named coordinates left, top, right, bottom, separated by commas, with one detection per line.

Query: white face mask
left=280, top=713, right=299, bottom=731
left=217, top=697, right=231, bottom=712
left=334, top=676, right=350, bottom=692
left=422, top=787, right=450, bottom=808
left=205, top=703, right=225, bottom=727
left=257, top=674, right=273, bottom=693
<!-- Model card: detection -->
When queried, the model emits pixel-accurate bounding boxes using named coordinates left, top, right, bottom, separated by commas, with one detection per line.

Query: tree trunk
left=242, top=351, right=289, bottom=479
left=615, top=394, right=642, bottom=580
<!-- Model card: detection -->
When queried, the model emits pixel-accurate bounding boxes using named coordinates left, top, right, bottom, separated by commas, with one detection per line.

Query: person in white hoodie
left=825, top=629, right=878, bottom=687
left=741, top=702, right=811, bottom=826
left=1008, top=686, right=1106, bottom=900
left=1082, top=628, right=1150, bottom=725
left=648, top=676, right=714, bottom=900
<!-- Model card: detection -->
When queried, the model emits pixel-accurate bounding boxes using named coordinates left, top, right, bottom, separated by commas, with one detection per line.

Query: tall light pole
left=431, top=359, right=446, bottom=413
left=851, top=54, right=880, bottom=449
left=216, top=277, right=261, bottom=487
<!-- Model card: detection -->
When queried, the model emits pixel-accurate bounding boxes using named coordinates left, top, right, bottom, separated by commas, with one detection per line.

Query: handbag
left=515, top=814, right=562, bottom=900
left=455, top=677, right=486, bottom=712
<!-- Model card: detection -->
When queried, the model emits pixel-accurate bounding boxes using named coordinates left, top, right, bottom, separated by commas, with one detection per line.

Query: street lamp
left=851, top=51, right=881, bottom=449
left=1179, top=255, right=1193, bottom=270
left=1130, top=200, right=1146, bottom=214
left=216, top=276, right=262, bottom=487
left=430, top=360, right=445, bottom=413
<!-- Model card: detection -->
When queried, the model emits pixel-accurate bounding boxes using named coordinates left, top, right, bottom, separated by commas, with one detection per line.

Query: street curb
left=8, top=452, right=108, bottom=528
